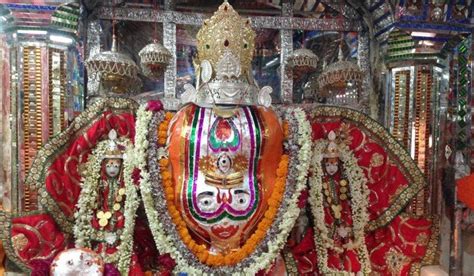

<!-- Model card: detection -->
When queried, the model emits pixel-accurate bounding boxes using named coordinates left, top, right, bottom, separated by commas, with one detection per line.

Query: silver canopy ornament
left=86, top=35, right=140, bottom=95
left=287, top=48, right=319, bottom=81
left=317, top=46, right=362, bottom=97
left=138, top=40, right=171, bottom=80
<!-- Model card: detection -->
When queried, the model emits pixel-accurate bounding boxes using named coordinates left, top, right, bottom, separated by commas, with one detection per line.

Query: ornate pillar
left=85, top=20, right=102, bottom=101
left=0, top=31, right=84, bottom=212
left=280, top=0, right=293, bottom=104
left=162, top=0, right=180, bottom=110
left=358, top=32, right=372, bottom=113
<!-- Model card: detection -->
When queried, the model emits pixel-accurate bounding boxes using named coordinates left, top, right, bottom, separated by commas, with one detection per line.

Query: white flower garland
left=309, top=140, right=371, bottom=275
left=117, top=144, right=140, bottom=274
left=73, top=133, right=136, bottom=271
left=137, top=106, right=312, bottom=275
left=241, top=107, right=312, bottom=275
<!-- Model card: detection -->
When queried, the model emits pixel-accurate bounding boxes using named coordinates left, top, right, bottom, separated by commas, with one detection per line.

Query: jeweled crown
left=103, top=129, right=124, bottom=159
left=184, top=1, right=265, bottom=107
left=323, top=131, right=340, bottom=159
left=196, top=1, right=255, bottom=79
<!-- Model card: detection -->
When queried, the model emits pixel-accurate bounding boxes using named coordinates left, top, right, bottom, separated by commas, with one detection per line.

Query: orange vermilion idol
left=166, top=104, right=284, bottom=264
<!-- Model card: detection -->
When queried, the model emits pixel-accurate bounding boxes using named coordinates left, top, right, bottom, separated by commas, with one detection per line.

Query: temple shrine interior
left=0, top=0, right=473, bottom=275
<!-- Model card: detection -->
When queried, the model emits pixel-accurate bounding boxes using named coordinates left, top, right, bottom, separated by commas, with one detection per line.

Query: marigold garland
left=157, top=112, right=174, bottom=145
left=159, top=154, right=289, bottom=266
left=138, top=106, right=311, bottom=274
left=156, top=110, right=289, bottom=266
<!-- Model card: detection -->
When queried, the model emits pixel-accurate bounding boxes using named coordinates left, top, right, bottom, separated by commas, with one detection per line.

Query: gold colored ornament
left=287, top=48, right=319, bottom=79
left=104, top=211, right=112, bottom=219
left=85, top=35, right=140, bottom=95
left=99, top=218, right=108, bottom=227
left=340, top=179, right=348, bottom=186
left=331, top=204, right=342, bottom=219
left=340, top=194, right=348, bottom=201
left=116, top=195, right=123, bottom=202
left=196, top=1, right=255, bottom=79
left=12, top=233, right=28, bottom=253
left=118, top=188, right=125, bottom=196
left=198, top=153, right=248, bottom=189
left=340, top=186, right=348, bottom=194
left=113, top=203, right=121, bottom=211
left=96, top=211, right=105, bottom=219
left=138, top=40, right=171, bottom=80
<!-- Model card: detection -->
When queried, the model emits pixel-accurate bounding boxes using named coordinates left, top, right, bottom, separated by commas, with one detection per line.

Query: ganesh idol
left=136, top=1, right=311, bottom=274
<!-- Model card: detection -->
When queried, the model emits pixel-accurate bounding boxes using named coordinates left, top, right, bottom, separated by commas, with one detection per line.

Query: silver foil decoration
left=138, top=41, right=171, bottom=80
left=86, top=36, right=140, bottom=96
left=280, top=1, right=293, bottom=104
left=324, top=2, right=360, bottom=20
left=358, top=32, right=371, bottom=114
left=97, top=7, right=361, bottom=31
left=86, top=21, right=102, bottom=99
left=162, top=19, right=180, bottom=110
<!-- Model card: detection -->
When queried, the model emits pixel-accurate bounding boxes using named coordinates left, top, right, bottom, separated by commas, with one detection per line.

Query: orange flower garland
left=157, top=118, right=289, bottom=266
left=157, top=112, right=174, bottom=145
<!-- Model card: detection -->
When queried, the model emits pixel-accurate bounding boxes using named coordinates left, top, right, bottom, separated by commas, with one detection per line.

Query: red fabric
left=311, top=121, right=410, bottom=222
left=457, top=173, right=474, bottom=209
left=10, top=214, right=67, bottom=265
left=288, top=118, right=434, bottom=275
left=146, top=100, right=164, bottom=112
left=291, top=216, right=433, bottom=275
left=367, top=215, right=433, bottom=275
left=45, top=111, right=135, bottom=219
left=134, top=217, right=162, bottom=272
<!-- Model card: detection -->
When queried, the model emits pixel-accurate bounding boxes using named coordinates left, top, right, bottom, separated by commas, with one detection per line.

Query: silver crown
left=181, top=51, right=272, bottom=107
left=180, top=2, right=273, bottom=108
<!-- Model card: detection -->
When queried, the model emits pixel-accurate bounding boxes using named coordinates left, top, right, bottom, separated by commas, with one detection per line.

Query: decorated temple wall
left=0, top=34, right=11, bottom=211
left=1, top=0, right=474, bottom=275
left=0, top=35, right=84, bottom=211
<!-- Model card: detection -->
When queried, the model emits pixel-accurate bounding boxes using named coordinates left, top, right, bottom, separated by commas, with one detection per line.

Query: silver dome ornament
left=287, top=48, right=319, bottom=80
left=317, top=46, right=362, bottom=97
left=86, top=35, right=140, bottom=95
left=138, top=40, right=171, bottom=80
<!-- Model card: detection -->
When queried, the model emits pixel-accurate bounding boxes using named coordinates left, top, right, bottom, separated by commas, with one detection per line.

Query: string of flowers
left=137, top=106, right=311, bottom=275
left=117, top=144, right=140, bottom=274
left=309, top=140, right=371, bottom=275
left=73, top=133, right=134, bottom=267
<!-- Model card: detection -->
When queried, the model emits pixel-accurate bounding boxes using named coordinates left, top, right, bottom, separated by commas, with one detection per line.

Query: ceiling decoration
left=50, top=2, right=80, bottom=34
left=0, top=1, right=79, bottom=35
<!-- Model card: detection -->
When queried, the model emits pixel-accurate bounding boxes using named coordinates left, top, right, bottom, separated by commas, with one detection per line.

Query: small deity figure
left=74, top=129, right=130, bottom=266
left=319, top=130, right=368, bottom=273
left=323, top=133, right=351, bottom=243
